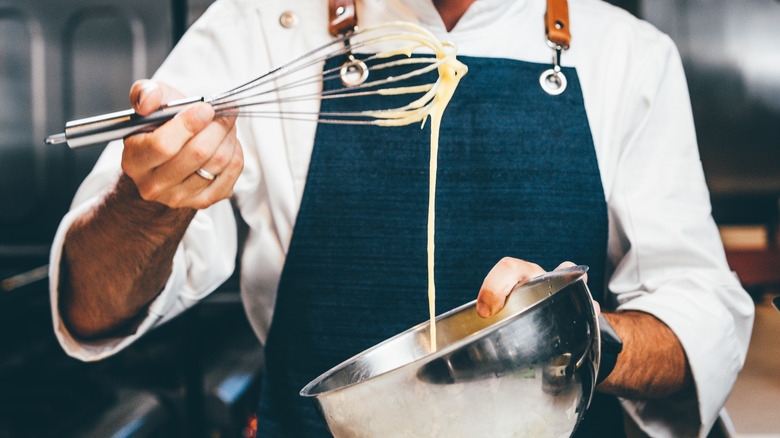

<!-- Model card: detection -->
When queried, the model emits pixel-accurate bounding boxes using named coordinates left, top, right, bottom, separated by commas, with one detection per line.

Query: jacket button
left=279, top=11, right=298, bottom=28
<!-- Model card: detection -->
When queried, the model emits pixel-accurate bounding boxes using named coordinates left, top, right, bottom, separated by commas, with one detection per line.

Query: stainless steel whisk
left=45, top=22, right=459, bottom=149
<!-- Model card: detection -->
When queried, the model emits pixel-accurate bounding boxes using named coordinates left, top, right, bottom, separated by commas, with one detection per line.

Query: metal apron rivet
left=340, top=56, right=369, bottom=86
left=338, top=28, right=368, bottom=87
left=540, top=68, right=567, bottom=95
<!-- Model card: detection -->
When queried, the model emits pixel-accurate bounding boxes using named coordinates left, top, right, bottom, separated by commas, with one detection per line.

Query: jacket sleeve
left=48, top=148, right=238, bottom=361
left=47, top=1, right=254, bottom=361
left=604, top=33, right=755, bottom=437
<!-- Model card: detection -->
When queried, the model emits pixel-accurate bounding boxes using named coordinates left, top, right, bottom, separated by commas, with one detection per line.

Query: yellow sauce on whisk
left=357, top=22, right=467, bottom=352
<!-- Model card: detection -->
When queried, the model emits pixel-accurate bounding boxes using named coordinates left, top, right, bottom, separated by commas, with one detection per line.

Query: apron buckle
left=540, top=42, right=568, bottom=96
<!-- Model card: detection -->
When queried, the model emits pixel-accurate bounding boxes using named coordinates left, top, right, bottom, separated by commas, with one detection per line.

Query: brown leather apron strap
left=328, top=0, right=358, bottom=36
left=329, top=0, right=570, bottom=47
left=540, top=0, right=570, bottom=95
left=545, top=0, right=571, bottom=49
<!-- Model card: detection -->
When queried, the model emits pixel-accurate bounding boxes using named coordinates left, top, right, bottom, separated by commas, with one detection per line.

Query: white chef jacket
left=48, top=0, right=755, bottom=436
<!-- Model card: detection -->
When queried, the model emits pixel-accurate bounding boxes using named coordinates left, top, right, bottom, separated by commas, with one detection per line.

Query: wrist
left=596, top=313, right=623, bottom=385
left=595, top=311, right=692, bottom=399
left=111, top=173, right=197, bottom=230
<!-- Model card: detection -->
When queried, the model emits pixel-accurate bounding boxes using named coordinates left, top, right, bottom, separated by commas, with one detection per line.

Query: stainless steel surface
left=47, top=95, right=204, bottom=149
left=45, top=22, right=462, bottom=149
left=0, top=0, right=173, bottom=243
left=43, top=133, right=67, bottom=145
left=641, top=0, right=780, bottom=198
left=301, top=266, right=599, bottom=438
left=1, top=264, right=48, bottom=292
left=71, top=390, right=170, bottom=438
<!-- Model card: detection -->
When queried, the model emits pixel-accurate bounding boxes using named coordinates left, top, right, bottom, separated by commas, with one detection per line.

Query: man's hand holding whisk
left=58, top=80, right=243, bottom=340
left=124, top=79, right=243, bottom=210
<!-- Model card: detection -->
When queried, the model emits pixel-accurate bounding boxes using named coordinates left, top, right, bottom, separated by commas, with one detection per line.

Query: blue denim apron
left=257, top=55, right=621, bottom=437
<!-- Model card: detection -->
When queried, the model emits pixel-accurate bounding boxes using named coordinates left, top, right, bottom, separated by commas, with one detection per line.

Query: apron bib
left=258, top=55, right=619, bottom=437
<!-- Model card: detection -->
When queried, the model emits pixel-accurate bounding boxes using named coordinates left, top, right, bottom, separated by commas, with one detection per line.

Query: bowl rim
left=300, top=265, right=590, bottom=398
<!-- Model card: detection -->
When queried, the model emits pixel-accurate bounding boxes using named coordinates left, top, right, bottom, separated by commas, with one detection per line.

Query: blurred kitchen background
left=0, top=0, right=778, bottom=437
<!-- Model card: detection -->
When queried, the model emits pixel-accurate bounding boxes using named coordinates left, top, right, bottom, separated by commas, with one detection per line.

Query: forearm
left=59, top=173, right=196, bottom=339
left=597, top=311, right=693, bottom=399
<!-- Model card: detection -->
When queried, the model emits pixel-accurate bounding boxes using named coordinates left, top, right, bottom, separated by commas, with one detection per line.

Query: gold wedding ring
left=195, top=168, right=218, bottom=181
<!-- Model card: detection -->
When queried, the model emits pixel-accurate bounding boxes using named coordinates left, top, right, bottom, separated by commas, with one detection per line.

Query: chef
left=49, top=0, right=754, bottom=436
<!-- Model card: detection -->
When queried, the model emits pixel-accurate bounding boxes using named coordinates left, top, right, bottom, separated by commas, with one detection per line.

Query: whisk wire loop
left=45, top=22, right=465, bottom=148
left=205, top=23, right=457, bottom=126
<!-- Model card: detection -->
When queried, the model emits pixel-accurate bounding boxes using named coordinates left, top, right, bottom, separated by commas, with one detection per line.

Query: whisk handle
left=45, top=96, right=204, bottom=149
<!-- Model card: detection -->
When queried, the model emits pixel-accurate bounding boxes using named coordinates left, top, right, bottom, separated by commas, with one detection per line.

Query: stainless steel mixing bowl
left=300, top=266, right=600, bottom=438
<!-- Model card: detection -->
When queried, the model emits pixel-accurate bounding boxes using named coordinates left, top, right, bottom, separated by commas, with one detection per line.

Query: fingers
left=556, top=261, right=598, bottom=316
left=556, top=261, right=576, bottom=270
left=152, top=130, right=243, bottom=209
left=122, top=81, right=243, bottom=210
left=476, top=257, right=546, bottom=318
left=129, top=80, right=185, bottom=115
left=155, top=122, right=243, bottom=209
left=158, top=109, right=238, bottom=182
left=476, top=259, right=585, bottom=319
left=592, top=299, right=601, bottom=317
left=555, top=261, right=588, bottom=283
left=124, top=103, right=216, bottom=172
